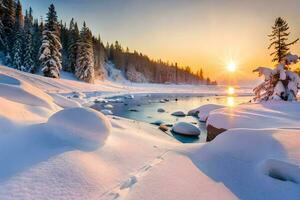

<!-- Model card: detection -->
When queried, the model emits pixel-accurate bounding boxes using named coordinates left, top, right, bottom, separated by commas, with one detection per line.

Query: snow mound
left=0, top=73, right=59, bottom=111
left=47, top=107, right=111, bottom=150
left=188, top=104, right=224, bottom=122
left=172, top=122, right=200, bottom=136
left=49, top=93, right=81, bottom=108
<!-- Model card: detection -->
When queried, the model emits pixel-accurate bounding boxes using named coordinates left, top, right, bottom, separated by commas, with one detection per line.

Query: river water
left=92, top=94, right=253, bottom=143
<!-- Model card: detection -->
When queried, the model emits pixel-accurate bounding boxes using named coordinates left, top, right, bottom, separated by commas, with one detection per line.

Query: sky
left=21, top=0, right=300, bottom=85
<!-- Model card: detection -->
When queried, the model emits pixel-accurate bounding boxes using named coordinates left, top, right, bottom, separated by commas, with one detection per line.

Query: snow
left=207, top=101, right=300, bottom=130
left=47, top=107, right=111, bottom=150
left=172, top=122, right=201, bottom=136
left=187, top=128, right=300, bottom=199
left=0, top=65, right=299, bottom=199
left=188, top=104, right=225, bottom=122
left=101, top=109, right=113, bottom=115
left=48, top=93, right=81, bottom=108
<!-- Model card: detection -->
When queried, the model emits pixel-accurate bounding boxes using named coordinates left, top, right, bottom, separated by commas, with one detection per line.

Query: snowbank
left=207, top=101, right=300, bottom=130
left=0, top=73, right=59, bottom=111
left=187, top=128, right=300, bottom=199
left=47, top=107, right=111, bottom=150
left=0, top=66, right=299, bottom=200
left=49, top=93, right=81, bottom=108
left=188, top=104, right=225, bottom=122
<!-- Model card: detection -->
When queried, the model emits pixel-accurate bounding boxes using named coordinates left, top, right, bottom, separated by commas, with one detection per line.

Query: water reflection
left=227, top=96, right=235, bottom=107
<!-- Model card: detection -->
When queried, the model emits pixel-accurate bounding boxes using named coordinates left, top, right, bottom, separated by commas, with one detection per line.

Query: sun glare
left=227, top=62, right=237, bottom=72
left=227, top=97, right=235, bottom=107
left=227, top=86, right=235, bottom=96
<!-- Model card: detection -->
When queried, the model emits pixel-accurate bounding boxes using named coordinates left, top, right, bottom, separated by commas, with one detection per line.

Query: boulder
left=157, top=108, right=165, bottom=113
left=206, top=124, right=227, bottom=142
left=104, top=104, right=114, bottom=109
left=172, top=122, right=200, bottom=136
left=171, top=111, right=186, bottom=117
left=151, top=120, right=164, bottom=126
left=159, top=125, right=169, bottom=132
left=101, top=109, right=113, bottom=115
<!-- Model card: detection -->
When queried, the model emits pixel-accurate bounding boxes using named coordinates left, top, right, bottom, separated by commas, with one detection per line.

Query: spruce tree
left=2, top=0, right=15, bottom=64
left=12, top=0, right=24, bottom=70
left=0, top=2, right=5, bottom=50
left=31, top=19, right=42, bottom=72
left=66, top=19, right=80, bottom=72
left=75, top=22, right=95, bottom=83
left=23, top=9, right=34, bottom=73
left=39, top=4, right=62, bottom=78
left=268, top=17, right=299, bottom=64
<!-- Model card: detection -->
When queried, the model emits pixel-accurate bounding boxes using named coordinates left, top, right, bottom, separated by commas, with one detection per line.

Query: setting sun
left=227, top=62, right=237, bottom=72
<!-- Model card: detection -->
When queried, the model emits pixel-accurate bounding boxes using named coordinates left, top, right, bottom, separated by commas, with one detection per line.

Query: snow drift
left=47, top=107, right=112, bottom=150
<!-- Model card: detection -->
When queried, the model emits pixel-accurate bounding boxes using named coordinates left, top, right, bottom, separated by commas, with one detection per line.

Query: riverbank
left=0, top=66, right=299, bottom=199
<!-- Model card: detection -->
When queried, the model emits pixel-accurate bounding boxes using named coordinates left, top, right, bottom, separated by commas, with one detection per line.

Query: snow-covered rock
left=124, top=94, right=134, bottom=99
left=104, top=104, right=114, bottom=109
left=172, top=122, right=200, bottom=136
left=47, top=107, right=111, bottom=150
left=188, top=104, right=224, bottom=121
left=101, top=109, right=113, bottom=115
left=72, top=91, right=86, bottom=99
left=151, top=120, right=164, bottom=126
left=171, top=111, right=186, bottom=117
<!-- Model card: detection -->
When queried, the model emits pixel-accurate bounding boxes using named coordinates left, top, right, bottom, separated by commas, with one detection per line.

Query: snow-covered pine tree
left=39, top=4, right=62, bottom=78
left=12, top=0, right=24, bottom=70
left=23, top=9, right=34, bottom=73
left=0, top=2, right=5, bottom=50
left=268, top=17, right=299, bottom=65
left=75, top=22, right=95, bottom=83
left=66, top=19, right=80, bottom=73
left=60, top=21, right=70, bottom=71
left=253, top=53, right=300, bottom=102
left=31, top=19, right=42, bottom=73
left=2, top=0, right=16, bottom=65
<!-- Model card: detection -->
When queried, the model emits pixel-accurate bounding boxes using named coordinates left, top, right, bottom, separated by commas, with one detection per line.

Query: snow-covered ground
left=0, top=65, right=299, bottom=200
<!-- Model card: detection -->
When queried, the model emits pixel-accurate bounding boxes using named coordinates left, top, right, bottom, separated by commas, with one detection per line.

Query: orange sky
left=22, top=0, right=300, bottom=85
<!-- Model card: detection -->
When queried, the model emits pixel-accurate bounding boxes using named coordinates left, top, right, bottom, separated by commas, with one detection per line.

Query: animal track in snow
left=101, top=151, right=168, bottom=200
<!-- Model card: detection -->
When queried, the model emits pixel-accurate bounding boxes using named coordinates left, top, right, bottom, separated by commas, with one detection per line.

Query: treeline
left=0, top=0, right=215, bottom=85
left=106, top=41, right=215, bottom=84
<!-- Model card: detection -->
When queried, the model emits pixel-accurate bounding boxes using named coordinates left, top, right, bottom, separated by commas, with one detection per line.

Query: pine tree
left=2, top=0, right=16, bottom=64
left=66, top=18, right=79, bottom=72
left=75, top=22, right=95, bottom=83
left=39, top=4, right=62, bottom=78
left=12, top=0, right=24, bottom=70
left=31, top=19, right=43, bottom=73
left=268, top=17, right=299, bottom=64
left=23, top=9, right=34, bottom=73
left=0, top=2, right=5, bottom=50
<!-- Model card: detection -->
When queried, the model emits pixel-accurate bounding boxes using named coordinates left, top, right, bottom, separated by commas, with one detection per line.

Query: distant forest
left=0, top=0, right=216, bottom=85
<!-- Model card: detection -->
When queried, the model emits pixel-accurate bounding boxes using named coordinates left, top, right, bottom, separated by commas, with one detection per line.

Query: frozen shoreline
left=0, top=66, right=299, bottom=200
